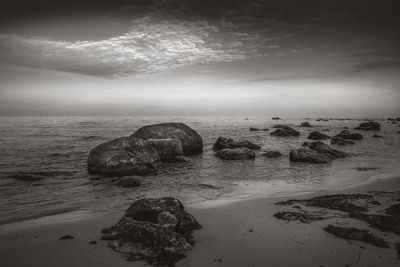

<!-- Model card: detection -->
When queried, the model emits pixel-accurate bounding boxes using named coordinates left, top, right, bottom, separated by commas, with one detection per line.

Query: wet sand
left=0, top=175, right=399, bottom=267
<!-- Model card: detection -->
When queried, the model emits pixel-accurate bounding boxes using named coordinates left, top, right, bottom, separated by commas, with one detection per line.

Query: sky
left=0, top=0, right=399, bottom=117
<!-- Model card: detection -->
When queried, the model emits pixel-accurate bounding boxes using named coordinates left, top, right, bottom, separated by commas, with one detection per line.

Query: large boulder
left=146, top=139, right=184, bottom=162
left=334, top=130, right=363, bottom=140
left=331, top=137, right=355, bottom=146
left=355, top=121, right=380, bottom=131
left=302, top=141, right=346, bottom=158
left=270, top=127, right=300, bottom=137
left=215, top=148, right=256, bottom=160
left=307, top=131, right=330, bottom=140
left=132, top=123, right=203, bottom=156
left=212, top=137, right=261, bottom=151
left=87, top=137, right=161, bottom=176
left=102, top=197, right=201, bottom=264
left=290, top=148, right=332, bottom=164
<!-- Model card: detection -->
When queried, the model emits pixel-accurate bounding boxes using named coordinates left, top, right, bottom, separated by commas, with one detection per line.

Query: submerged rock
left=146, top=138, right=184, bottom=162
left=270, top=127, right=300, bottom=137
left=132, top=123, right=203, bottom=156
left=102, top=197, right=201, bottom=264
left=331, top=137, right=355, bottom=146
left=115, top=177, right=141, bottom=188
left=307, top=131, right=330, bottom=140
left=261, top=151, right=282, bottom=158
left=87, top=137, right=161, bottom=177
left=334, top=130, right=363, bottom=140
left=212, top=137, right=261, bottom=151
left=355, top=121, right=381, bottom=131
left=289, top=148, right=332, bottom=164
left=8, top=173, right=45, bottom=181
left=323, top=225, right=389, bottom=248
left=373, top=134, right=384, bottom=138
left=215, top=148, right=255, bottom=160
left=303, top=141, right=346, bottom=158
left=299, top=122, right=312, bottom=127
left=249, top=127, right=268, bottom=131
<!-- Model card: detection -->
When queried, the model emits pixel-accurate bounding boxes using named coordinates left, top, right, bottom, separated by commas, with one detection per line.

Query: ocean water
left=0, top=116, right=399, bottom=225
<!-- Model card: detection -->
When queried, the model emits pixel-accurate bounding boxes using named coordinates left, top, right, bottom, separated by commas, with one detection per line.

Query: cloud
left=0, top=16, right=279, bottom=77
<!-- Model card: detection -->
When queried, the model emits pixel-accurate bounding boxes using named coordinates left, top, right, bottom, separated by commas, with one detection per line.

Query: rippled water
left=0, top=116, right=399, bottom=225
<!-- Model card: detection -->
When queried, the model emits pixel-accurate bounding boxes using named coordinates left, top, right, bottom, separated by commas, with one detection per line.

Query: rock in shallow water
left=212, top=137, right=261, bottom=151
left=101, top=197, right=201, bottom=264
left=87, top=137, right=161, bottom=177
left=215, top=148, right=256, bottom=160
left=146, top=138, right=184, bottom=162
left=307, top=131, right=330, bottom=140
left=299, top=122, right=312, bottom=127
left=289, top=148, right=332, bottom=164
left=334, top=130, right=363, bottom=140
left=115, top=177, right=141, bottom=188
left=261, top=151, right=282, bottom=158
left=355, top=121, right=381, bottom=131
left=132, top=123, right=203, bottom=156
left=303, top=141, right=346, bottom=158
left=270, top=127, right=300, bottom=137
left=331, top=137, right=355, bottom=146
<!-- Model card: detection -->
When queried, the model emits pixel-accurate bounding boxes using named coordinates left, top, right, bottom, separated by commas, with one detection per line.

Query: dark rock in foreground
left=215, top=148, right=255, bottom=160
left=303, top=141, right=346, bottom=158
left=350, top=211, right=400, bottom=235
left=115, top=177, right=141, bottom=188
left=274, top=211, right=324, bottom=223
left=102, top=197, right=201, bottom=265
left=261, top=151, right=282, bottom=158
left=289, top=148, right=332, bottom=164
left=385, top=204, right=400, bottom=216
left=270, top=126, right=300, bottom=137
left=307, top=131, right=330, bottom=140
left=87, top=137, right=161, bottom=177
left=299, top=122, right=312, bottom=127
left=331, top=137, right=355, bottom=146
left=213, top=137, right=261, bottom=151
left=133, top=123, right=203, bottom=156
left=250, top=127, right=268, bottom=131
left=355, top=121, right=381, bottom=131
left=334, top=130, right=363, bottom=140
left=323, top=225, right=389, bottom=248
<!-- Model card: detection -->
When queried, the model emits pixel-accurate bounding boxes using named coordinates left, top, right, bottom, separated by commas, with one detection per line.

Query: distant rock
left=102, top=197, right=201, bottom=264
left=373, top=134, right=384, bottom=138
left=272, top=117, right=280, bottom=120
left=87, top=137, right=161, bottom=177
left=303, top=141, right=346, bottom=158
left=132, top=123, right=203, bottom=155
left=261, top=151, right=282, bottom=158
left=115, top=177, right=141, bottom=188
left=270, top=126, right=300, bottom=137
left=307, top=131, right=330, bottom=140
left=289, top=148, right=332, bottom=164
left=299, top=122, right=312, bottom=127
left=215, top=148, right=255, bottom=160
left=59, top=234, right=74, bottom=240
left=334, top=130, right=363, bottom=140
left=146, top=139, right=184, bottom=162
left=249, top=127, right=268, bottom=131
left=212, top=137, right=261, bottom=151
left=355, top=121, right=380, bottom=131
left=331, top=137, right=355, bottom=146
left=387, top=118, right=395, bottom=121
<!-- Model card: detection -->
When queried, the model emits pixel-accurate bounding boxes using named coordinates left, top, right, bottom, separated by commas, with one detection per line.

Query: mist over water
left=0, top=116, right=399, bottom=225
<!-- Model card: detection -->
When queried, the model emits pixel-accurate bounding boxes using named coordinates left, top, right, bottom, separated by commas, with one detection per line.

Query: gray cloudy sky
left=0, top=0, right=399, bottom=117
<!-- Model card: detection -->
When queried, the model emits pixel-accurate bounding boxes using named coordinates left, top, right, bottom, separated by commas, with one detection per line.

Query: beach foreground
left=1, top=175, right=399, bottom=267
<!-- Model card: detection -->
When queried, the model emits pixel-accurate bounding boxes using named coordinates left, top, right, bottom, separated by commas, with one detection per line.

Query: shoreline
left=0, top=174, right=399, bottom=266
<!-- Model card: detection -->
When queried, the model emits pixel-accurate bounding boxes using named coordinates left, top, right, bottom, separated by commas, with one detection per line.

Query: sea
left=0, top=116, right=399, bottom=226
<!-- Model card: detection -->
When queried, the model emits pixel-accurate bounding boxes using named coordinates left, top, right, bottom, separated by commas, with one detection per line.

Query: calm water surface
left=0, top=116, right=399, bottom=225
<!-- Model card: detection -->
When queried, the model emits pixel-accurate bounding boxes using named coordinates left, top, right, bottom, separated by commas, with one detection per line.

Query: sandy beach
left=1, top=174, right=399, bottom=267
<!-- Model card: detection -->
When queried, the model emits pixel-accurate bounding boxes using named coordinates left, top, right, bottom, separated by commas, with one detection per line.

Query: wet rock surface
left=334, top=130, right=363, bottom=140
left=307, top=131, right=330, bottom=140
left=249, top=127, right=268, bottom=131
left=355, top=121, right=381, bottom=131
left=261, top=150, right=282, bottom=158
left=132, top=123, right=203, bottom=156
left=87, top=137, right=161, bottom=177
left=101, top=197, right=201, bottom=265
left=212, top=137, right=261, bottom=151
left=323, top=225, right=389, bottom=248
left=299, top=122, right=312, bottom=127
left=275, top=191, right=400, bottom=253
left=302, top=141, right=346, bottom=158
left=215, top=148, right=256, bottom=160
left=146, top=138, right=184, bottom=163
left=115, top=177, right=141, bottom=188
left=289, top=148, right=332, bottom=164
left=331, top=137, right=355, bottom=146
left=270, top=126, right=300, bottom=137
